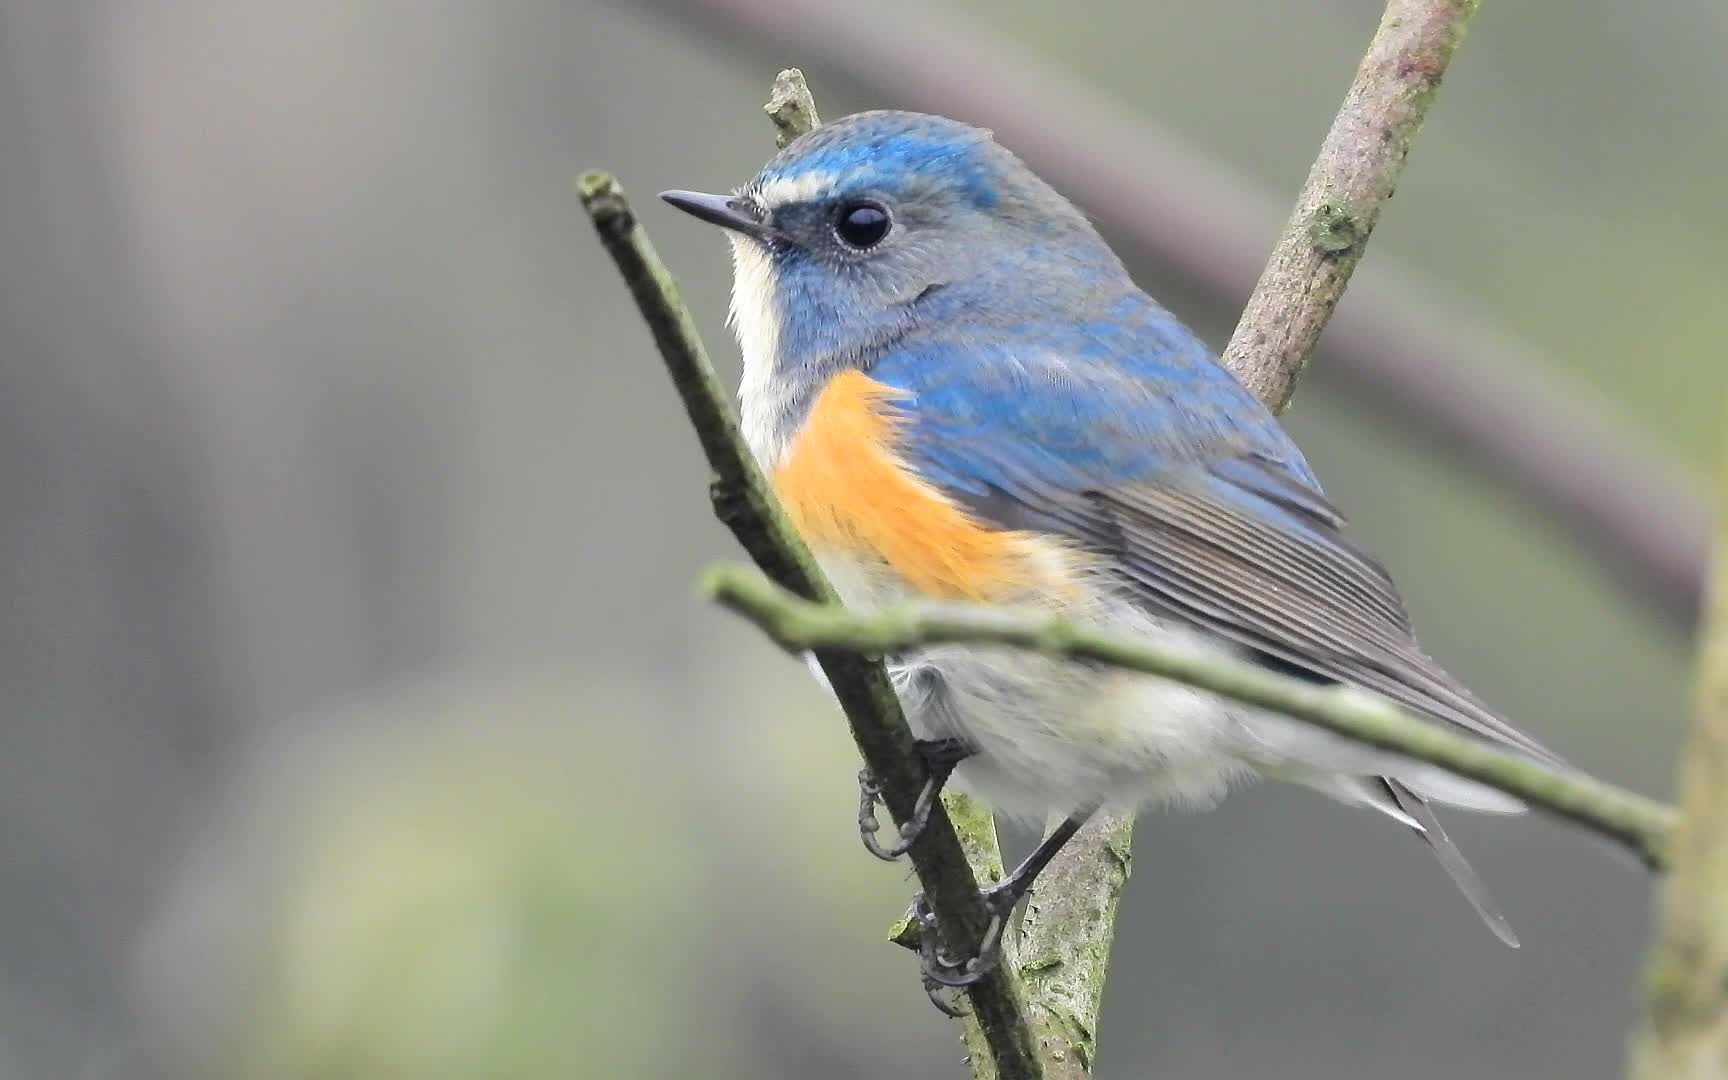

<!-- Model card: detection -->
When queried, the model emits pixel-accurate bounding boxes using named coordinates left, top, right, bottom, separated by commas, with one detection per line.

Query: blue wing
left=869, top=305, right=1556, bottom=765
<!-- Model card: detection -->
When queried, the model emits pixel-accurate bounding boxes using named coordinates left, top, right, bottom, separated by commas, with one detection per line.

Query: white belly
left=891, top=636, right=1258, bottom=821
left=818, top=551, right=1259, bottom=821
left=812, top=550, right=1524, bottom=823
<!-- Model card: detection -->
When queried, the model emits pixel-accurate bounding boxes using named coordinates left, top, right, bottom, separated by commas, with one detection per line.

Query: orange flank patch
left=773, top=371, right=1032, bottom=601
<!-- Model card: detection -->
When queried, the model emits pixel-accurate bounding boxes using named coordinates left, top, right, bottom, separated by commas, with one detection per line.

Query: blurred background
left=1, top=2, right=1722, bottom=1077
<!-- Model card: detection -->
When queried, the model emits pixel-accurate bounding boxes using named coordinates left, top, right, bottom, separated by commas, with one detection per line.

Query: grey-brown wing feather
left=956, top=454, right=1560, bottom=767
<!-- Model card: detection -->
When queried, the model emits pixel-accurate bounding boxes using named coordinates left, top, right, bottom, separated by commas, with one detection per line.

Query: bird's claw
left=857, top=769, right=942, bottom=861
left=910, top=884, right=1020, bottom=1010
left=922, top=974, right=969, bottom=1018
left=856, top=738, right=973, bottom=861
left=903, top=806, right=1099, bottom=1013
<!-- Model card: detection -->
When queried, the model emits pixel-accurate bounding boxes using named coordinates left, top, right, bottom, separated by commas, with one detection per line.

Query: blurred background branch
left=664, top=0, right=1709, bottom=630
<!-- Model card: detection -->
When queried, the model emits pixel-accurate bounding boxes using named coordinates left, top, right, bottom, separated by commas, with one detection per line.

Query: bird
left=661, top=109, right=1558, bottom=982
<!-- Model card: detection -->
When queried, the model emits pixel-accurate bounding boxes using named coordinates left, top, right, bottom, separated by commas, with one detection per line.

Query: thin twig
left=1220, top=0, right=1477, bottom=408
left=765, top=66, right=821, bottom=147
left=704, top=565, right=1678, bottom=869
left=1629, top=428, right=1728, bottom=1078
left=577, top=172, right=1045, bottom=1079
left=670, top=0, right=1708, bottom=629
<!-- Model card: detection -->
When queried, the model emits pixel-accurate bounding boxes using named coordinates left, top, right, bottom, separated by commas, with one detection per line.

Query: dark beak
left=659, top=189, right=780, bottom=244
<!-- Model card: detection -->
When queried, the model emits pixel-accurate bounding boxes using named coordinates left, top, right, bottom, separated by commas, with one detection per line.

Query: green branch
left=705, top=565, right=1678, bottom=869
left=1010, top=808, right=1132, bottom=1075
left=1222, top=0, right=1481, bottom=413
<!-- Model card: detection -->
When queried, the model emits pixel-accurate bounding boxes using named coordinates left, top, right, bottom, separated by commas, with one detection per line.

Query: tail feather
left=1382, top=778, right=1520, bottom=949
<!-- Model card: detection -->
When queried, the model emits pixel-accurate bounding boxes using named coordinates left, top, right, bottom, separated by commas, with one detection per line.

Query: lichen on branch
left=1221, top=0, right=1481, bottom=413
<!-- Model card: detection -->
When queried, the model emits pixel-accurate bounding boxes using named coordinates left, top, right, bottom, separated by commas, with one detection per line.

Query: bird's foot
left=905, top=806, right=1098, bottom=1013
left=857, top=737, right=975, bottom=861
left=910, top=881, right=1027, bottom=1014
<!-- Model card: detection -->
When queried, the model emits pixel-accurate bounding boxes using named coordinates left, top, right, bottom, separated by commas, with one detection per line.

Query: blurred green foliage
left=238, top=690, right=704, bottom=1079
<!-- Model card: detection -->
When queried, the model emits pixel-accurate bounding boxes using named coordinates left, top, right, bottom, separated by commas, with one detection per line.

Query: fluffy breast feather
left=772, top=370, right=1058, bottom=602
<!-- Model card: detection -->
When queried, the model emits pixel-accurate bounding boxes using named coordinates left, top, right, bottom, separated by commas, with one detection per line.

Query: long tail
left=1381, top=778, right=1520, bottom=948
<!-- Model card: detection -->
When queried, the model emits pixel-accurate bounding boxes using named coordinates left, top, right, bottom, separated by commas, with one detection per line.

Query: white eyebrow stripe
left=756, top=172, right=836, bottom=209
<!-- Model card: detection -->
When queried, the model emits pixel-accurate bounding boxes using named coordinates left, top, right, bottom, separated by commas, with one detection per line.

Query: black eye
left=834, top=202, right=891, bottom=249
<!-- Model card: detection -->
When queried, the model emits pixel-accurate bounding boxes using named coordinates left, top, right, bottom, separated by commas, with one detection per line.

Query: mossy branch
left=704, top=565, right=1678, bottom=869
left=1222, top=0, right=1480, bottom=413
left=577, top=92, right=1047, bottom=1080
left=1629, top=425, right=1728, bottom=1078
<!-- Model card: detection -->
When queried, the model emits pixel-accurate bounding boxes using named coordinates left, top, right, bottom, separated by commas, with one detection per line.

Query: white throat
left=726, top=233, right=797, bottom=468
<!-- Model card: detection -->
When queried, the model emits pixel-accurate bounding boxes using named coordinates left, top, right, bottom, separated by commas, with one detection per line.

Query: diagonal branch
left=770, top=69, right=1125, bottom=1076
left=580, top=69, right=1064, bottom=1071
left=578, top=93, right=1046, bottom=1077
left=761, top=72, right=1034, bottom=1077
left=1220, top=0, right=1478, bottom=410
left=704, top=564, right=1678, bottom=870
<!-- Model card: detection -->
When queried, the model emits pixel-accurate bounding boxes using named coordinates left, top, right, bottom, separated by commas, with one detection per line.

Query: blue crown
left=753, top=111, right=1002, bottom=210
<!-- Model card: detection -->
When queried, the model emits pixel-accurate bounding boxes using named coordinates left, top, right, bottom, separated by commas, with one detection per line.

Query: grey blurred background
left=1, top=2, right=1721, bottom=1077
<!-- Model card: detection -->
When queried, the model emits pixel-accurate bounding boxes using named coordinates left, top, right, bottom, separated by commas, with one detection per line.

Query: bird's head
left=662, top=111, right=1128, bottom=386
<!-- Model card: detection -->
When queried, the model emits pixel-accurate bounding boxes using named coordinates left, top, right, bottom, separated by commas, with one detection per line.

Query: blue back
left=866, top=288, right=1324, bottom=521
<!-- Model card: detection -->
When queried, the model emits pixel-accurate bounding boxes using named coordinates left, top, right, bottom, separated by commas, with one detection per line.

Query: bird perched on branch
left=662, top=110, right=1558, bottom=986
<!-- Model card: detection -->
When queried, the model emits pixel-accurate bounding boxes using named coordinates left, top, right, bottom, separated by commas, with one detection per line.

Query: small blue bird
left=663, top=110, right=1557, bottom=978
